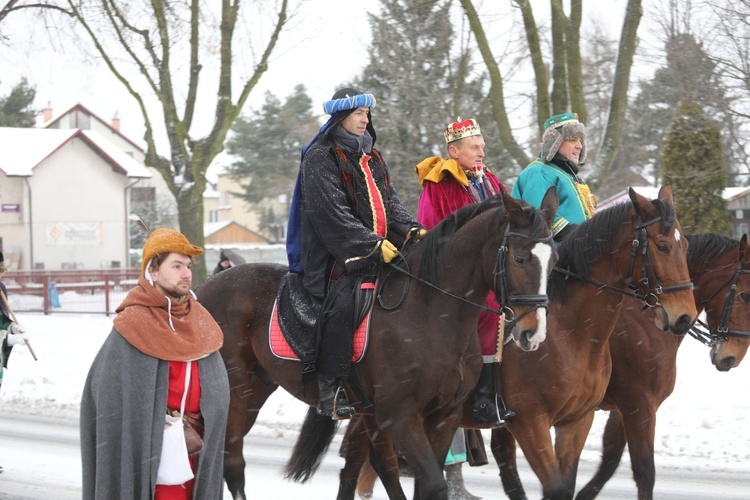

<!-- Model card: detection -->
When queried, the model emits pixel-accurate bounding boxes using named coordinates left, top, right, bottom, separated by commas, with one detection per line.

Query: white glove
left=10, top=323, right=25, bottom=335
left=7, top=332, right=28, bottom=346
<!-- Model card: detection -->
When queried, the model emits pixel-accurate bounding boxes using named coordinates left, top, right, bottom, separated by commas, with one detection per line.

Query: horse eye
left=740, top=292, right=750, bottom=303
left=656, top=245, right=669, bottom=253
left=514, top=255, right=526, bottom=265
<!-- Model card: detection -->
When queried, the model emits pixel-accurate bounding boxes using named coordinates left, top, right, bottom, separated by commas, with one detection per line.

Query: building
left=0, top=127, right=151, bottom=269
left=204, top=170, right=289, bottom=244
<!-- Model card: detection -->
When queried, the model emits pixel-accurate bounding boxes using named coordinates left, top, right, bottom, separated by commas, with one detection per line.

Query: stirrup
left=331, top=384, right=355, bottom=420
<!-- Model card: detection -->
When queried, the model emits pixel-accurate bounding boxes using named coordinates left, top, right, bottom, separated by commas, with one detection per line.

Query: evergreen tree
left=661, top=101, right=731, bottom=235
left=0, top=77, right=36, bottom=127
left=225, top=85, right=319, bottom=238
left=352, top=0, right=510, bottom=213
left=608, top=33, right=736, bottom=198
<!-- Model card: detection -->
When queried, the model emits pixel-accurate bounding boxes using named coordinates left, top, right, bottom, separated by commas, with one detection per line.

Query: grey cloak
left=80, top=329, right=230, bottom=499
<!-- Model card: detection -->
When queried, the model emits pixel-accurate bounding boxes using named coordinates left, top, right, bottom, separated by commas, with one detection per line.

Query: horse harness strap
left=689, top=258, right=750, bottom=345
left=556, top=216, right=693, bottom=309
left=379, top=224, right=551, bottom=334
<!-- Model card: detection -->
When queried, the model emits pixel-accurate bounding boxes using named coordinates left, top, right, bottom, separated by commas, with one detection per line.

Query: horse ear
left=501, top=191, right=524, bottom=222
left=657, top=183, right=674, bottom=204
left=628, top=186, right=659, bottom=220
left=539, top=187, right=559, bottom=229
left=740, top=234, right=748, bottom=263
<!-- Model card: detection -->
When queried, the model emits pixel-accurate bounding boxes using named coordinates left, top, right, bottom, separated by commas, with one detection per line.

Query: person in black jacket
left=286, top=88, right=423, bottom=419
left=212, top=252, right=231, bottom=275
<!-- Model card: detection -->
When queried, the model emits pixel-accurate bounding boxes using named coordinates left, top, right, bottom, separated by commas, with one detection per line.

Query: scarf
left=330, top=125, right=373, bottom=153
left=113, top=276, right=223, bottom=361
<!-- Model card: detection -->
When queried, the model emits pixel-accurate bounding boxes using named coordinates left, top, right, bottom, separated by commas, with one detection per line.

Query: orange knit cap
left=141, top=228, right=203, bottom=273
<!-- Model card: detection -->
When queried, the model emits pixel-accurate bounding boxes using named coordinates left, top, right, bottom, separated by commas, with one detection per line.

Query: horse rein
left=554, top=215, right=694, bottom=309
left=377, top=225, right=553, bottom=336
left=689, top=258, right=750, bottom=346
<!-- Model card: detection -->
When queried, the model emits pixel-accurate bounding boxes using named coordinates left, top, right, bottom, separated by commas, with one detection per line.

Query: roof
left=598, top=186, right=750, bottom=211
left=0, top=127, right=151, bottom=178
left=597, top=186, right=661, bottom=211
left=41, top=102, right=145, bottom=154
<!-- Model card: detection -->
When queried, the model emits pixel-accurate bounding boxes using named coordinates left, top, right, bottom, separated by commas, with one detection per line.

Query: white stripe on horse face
left=528, top=241, right=553, bottom=348
left=675, top=228, right=681, bottom=242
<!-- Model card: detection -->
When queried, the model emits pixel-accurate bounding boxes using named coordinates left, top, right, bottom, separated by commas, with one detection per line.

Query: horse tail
left=282, top=407, right=340, bottom=483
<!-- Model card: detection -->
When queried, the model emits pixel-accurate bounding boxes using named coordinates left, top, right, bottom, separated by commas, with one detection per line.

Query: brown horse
left=566, top=233, right=750, bottom=500
left=337, top=185, right=698, bottom=500
left=195, top=191, right=559, bottom=500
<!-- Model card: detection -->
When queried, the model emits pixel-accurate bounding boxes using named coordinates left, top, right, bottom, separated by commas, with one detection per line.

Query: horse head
left=626, top=184, right=698, bottom=335
left=496, top=188, right=558, bottom=351
left=702, top=233, right=750, bottom=371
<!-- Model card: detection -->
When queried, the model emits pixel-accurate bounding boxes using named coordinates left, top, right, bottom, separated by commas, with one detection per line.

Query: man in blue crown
left=511, top=112, right=596, bottom=242
left=286, top=88, right=423, bottom=420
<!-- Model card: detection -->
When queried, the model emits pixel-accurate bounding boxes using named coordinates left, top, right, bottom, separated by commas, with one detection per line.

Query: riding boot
left=317, top=374, right=355, bottom=420
left=471, top=363, right=515, bottom=424
left=445, top=463, right=482, bottom=500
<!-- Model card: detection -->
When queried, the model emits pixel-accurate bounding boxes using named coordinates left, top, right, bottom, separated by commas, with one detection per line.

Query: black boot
left=471, top=363, right=515, bottom=424
left=317, top=374, right=355, bottom=420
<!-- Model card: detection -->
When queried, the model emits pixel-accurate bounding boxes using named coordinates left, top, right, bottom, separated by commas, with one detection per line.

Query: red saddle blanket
left=268, top=293, right=372, bottom=363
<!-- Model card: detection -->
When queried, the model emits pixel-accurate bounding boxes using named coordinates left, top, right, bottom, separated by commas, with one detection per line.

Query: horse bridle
left=688, top=258, right=750, bottom=347
left=492, top=225, right=553, bottom=332
left=554, top=216, right=694, bottom=309
left=378, top=224, right=553, bottom=335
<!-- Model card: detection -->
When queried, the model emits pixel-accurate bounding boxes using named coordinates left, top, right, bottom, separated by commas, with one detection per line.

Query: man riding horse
left=286, top=87, right=424, bottom=420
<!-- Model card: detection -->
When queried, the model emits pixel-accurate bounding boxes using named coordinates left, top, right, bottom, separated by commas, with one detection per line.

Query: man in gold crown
left=415, top=117, right=511, bottom=499
left=511, top=112, right=596, bottom=243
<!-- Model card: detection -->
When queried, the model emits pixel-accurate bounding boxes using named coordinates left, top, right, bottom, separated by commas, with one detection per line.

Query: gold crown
left=444, top=118, right=481, bottom=144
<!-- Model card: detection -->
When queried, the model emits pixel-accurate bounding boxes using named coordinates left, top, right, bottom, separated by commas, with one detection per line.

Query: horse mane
left=550, top=197, right=676, bottom=296
left=414, top=195, right=550, bottom=287
left=686, top=233, right=738, bottom=267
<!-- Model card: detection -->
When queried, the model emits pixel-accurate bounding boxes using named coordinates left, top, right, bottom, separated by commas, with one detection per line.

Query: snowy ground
left=1, top=313, right=749, bottom=497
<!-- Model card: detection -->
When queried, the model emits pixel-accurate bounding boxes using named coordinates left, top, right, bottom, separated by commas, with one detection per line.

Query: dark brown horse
left=338, top=185, right=698, bottom=500
left=565, top=233, right=750, bottom=500
left=196, top=191, right=559, bottom=500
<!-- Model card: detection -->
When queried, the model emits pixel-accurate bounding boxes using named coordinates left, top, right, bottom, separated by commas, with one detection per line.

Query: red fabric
left=417, top=172, right=507, bottom=356
left=154, top=361, right=202, bottom=500
left=269, top=300, right=369, bottom=362
left=358, top=154, right=387, bottom=237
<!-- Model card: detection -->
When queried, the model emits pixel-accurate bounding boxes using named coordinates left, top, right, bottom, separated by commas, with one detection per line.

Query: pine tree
left=0, top=78, right=36, bottom=127
left=352, top=0, right=510, bottom=213
left=661, top=101, right=731, bottom=235
left=225, top=84, right=319, bottom=237
left=608, top=33, right=737, bottom=198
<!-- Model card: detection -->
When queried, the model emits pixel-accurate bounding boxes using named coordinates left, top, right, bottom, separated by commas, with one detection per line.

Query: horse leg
left=357, top=461, right=379, bottom=499
left=337, top=416, right=372, bottom=500
left=575, top=410, right=627, bottom=500
left=553, top=410, right=596, bottom=498
left=224, top=371, right=278, bottom=500
left=620, top=406, right=658, bottom=500
left=387, top=414, right=451, bottom=500
left=358, top=413, right=409, bottom=500
left=491, top=427, right=528, bottom=500
left=511, top=419, right=567, bottom=499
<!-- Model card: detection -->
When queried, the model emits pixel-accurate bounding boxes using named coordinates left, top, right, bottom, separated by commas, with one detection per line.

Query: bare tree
left=458, top=0, right=642, bottom=183
left=705, top=0, right=750, bottom=177
left=62, top=0, right=289, bottom=283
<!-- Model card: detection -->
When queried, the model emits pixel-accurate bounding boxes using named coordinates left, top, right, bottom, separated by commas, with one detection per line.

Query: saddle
left=269, top=272, right=373, bottom=366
